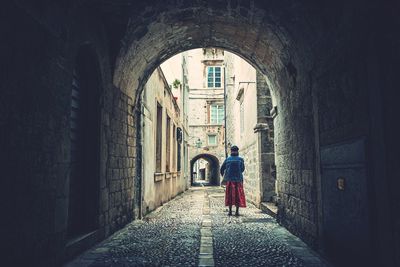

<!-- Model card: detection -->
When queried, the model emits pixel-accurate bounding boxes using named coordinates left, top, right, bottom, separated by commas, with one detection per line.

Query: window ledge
left=154, top=173, right=164, bottom=182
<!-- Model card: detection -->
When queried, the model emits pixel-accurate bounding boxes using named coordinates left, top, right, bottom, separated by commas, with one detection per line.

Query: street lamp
left=195, top=138, right=202, bottom=148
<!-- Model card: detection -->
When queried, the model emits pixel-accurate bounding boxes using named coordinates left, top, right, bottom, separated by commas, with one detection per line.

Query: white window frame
left=207, top=134, right=217, bottom=146
left=210, top=104, right=224, bottom=125
left=207, top=66, right=222, bottom=88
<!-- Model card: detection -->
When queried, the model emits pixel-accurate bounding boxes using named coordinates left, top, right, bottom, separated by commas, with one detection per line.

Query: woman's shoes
left=228, top=211, right=232, bottom=216
left=235, top=212, right=239, bottom=216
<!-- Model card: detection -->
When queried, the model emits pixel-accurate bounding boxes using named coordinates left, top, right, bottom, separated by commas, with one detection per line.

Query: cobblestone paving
left=208, top=188, right=305, bottom=266
left=66, top=187, right=330, bottom=267
left=66, top=188, right=204, bottom=267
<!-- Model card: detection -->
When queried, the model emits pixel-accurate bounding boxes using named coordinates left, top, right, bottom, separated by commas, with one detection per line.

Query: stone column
left=254, top=123, right=276, bottom=202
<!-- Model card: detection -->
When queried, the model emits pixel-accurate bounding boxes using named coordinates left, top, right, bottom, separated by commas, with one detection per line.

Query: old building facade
left=185, top=48, right=227, bottom=186
left=140, top=67, right=187, bottom=215
left=225, top=52, right=276, bottom=207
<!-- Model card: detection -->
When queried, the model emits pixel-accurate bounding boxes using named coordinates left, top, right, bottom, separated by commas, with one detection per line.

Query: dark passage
left=67, top=46, right=101, bottom=239
left=191, top=154, right=220, bottom=186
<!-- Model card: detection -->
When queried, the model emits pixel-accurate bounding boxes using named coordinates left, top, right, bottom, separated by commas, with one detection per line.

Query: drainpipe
left=224, top=65, right=228, bottom=158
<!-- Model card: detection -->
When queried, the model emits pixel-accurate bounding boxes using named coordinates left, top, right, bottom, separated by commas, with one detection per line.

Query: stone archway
left=112, top=2, right=378, bottom=265
left=114, top=1, right=320, bottom=252
left=190, top=153, right=220, bottom=186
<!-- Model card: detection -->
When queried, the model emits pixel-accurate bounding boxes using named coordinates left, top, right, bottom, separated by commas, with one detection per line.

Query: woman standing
left=220, top=145, right=246, bottom=216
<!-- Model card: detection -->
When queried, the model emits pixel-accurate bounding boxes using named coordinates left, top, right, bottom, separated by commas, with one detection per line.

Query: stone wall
left=379, top=27, right=400, bottom=266
left=307, top=4, right=392, bottom=264
left=0, top=3, right=137, bottom=265
left=240, top=142, right=260, bottom=205
left=104, top=89, right=137, bottom=234
left=273, top=64, right=318, bottom=247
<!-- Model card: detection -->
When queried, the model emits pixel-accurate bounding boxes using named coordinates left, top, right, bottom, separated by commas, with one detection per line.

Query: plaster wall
left=141, top=68, right=185, bottom=214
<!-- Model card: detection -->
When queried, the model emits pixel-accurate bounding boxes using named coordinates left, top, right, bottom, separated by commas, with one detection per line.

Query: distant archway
left=190, top=154, right=220, bottom=186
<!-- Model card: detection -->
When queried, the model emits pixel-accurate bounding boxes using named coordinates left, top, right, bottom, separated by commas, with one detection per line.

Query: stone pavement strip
left=65, top=187, right=331, bottom=267
left=198, top=189, right=214, bottom=267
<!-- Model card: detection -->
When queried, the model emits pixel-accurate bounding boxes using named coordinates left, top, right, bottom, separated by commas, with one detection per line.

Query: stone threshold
left=260, top=201, right=278, bottom=218
left=65, top=230, right=101, bottom=262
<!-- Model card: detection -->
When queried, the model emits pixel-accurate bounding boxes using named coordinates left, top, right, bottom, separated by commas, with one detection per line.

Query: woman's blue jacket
left=220, top=155, right=245, bottom=182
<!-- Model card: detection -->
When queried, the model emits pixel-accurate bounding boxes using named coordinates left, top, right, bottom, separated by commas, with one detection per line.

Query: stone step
left=260, top=201, right=278, bottom=218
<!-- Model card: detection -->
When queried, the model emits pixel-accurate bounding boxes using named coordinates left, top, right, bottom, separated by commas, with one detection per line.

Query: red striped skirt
left=225, top=181, right=246, bottom=207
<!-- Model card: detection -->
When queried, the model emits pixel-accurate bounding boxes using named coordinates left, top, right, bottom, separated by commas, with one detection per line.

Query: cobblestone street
left=66, top=187, right=330, bottom=267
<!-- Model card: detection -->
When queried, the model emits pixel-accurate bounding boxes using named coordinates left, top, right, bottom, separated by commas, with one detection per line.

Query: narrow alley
left=2, top=1, right=399, bottom=266
left=66, top=187, right=328, bottom=267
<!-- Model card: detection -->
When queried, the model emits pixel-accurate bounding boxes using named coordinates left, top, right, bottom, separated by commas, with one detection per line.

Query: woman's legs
left=228, top=205, right=232, bottom=215
left=235, top=206, right=239, bottom=216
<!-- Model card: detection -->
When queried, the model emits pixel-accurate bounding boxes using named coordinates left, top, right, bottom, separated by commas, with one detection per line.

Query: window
left=208, top=134, right=217, bottom=146
left=207, top=66, right=222, bottom=88
left=177, top=127, right=182, bottom=172
left=177, top=142, right=181, bottom=172
left=172, top=124, right=176, bottom=171
left=210, top=104, right=224, bottom=124
left=166, top=115, right=171, bottom=172
left=156, top=103, right=163, bottom=172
